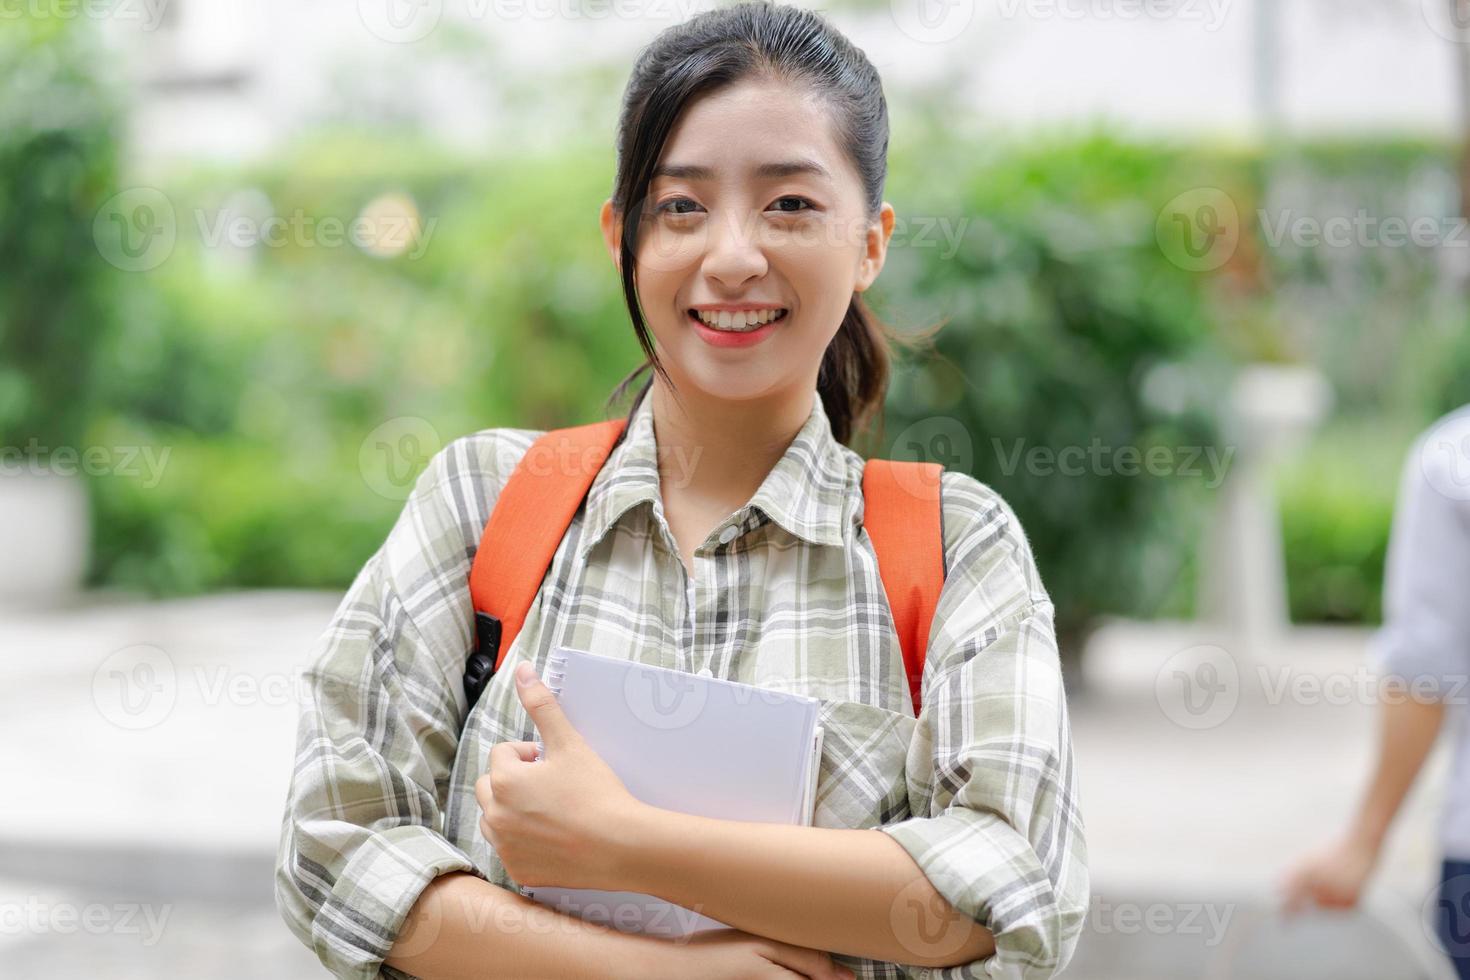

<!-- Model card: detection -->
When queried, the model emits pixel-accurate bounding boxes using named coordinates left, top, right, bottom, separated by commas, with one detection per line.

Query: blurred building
left=99, top=0, right=1467, bottom=167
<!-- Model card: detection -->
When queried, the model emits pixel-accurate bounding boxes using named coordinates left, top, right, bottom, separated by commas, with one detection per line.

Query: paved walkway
left=0, top=590, right=338, bottom=977
left=1068, top=619, right=1456, bottom=979
left=0, top=593, right=1457, bottom=977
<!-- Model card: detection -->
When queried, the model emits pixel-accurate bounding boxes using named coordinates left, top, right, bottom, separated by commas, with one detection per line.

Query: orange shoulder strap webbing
left=464, top=421, right=944, bottom=718
left=464, top=418, right=627, bottom=705
left=861, top=459, right=945, bottom=716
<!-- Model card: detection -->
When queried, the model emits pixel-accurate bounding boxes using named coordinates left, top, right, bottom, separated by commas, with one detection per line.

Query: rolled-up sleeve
left=876, top=472, right=1089, bottom=980
left=1368, top=414, right=1470, bottom=697
left=274, top=438, right=491, bottom=979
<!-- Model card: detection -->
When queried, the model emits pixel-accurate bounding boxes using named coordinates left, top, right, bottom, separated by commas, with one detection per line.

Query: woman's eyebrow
left=652, top=158, right=832, bottom=182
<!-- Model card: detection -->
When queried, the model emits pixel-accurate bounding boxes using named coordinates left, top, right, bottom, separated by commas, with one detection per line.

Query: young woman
left=275, top=3, right=1088, bottom=978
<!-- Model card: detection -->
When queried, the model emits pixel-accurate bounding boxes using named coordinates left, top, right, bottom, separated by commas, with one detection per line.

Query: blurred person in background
left=1281, top=405, right=1470, bottom=979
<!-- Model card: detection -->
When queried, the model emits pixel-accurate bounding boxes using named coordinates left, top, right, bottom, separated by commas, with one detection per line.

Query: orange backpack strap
left=464, top=418, right=627, bottom=707
left=861, top=459, right=946, bottom=717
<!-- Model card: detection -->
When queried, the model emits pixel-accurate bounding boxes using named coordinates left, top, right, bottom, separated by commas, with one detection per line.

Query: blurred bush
left=83, top=127, right=1239, bottom=646
left=1249, top=141, right=1470, bottom=626
left=1276, top=417, right=1409, bottom=625
left=0, top=19, right=121, bottom=451
left=1247, top=141, right=1470, bottom=421
left=873, top=132, right=1232, bottom=648
left=87, top=132, right=636, bottom=592
left=14, top=25, right=1456, bottom=636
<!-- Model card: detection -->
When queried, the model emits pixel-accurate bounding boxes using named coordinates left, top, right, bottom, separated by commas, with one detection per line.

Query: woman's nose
left=700, top=208, right=769, bottom=285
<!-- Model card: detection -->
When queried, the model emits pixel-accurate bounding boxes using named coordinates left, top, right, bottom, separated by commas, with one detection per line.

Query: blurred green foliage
left=0, top=20, right=121, bottom=450
left=1275, top=417, right=1407, bottom=624
left=10, top=23, right=1467, bottom=638
left=875, top=133, right=1231, bottom=645
left=87, top=134, right=636, bottom=592
left=1248, top=141, right=1470, bottom=625
left=77, top=130, right=1238, bottom=637
left=1248, top=140, right=1470, bottom=423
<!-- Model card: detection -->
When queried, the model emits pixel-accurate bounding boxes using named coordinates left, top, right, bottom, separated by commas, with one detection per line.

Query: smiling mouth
left=686, top=308, right=789, bottom=333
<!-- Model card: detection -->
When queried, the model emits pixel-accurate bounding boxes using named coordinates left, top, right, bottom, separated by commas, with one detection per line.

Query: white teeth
left=694, top=308, right=786, bottom=332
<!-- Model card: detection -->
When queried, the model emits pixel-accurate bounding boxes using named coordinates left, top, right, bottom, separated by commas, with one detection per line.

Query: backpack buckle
left=465, top=612, right=502, bottom=709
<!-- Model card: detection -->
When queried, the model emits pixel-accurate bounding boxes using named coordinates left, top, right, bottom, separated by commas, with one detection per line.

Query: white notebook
left=520, top=646, right=825, bottom=937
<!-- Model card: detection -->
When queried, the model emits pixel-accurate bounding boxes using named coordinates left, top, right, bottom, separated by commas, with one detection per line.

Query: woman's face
left=601, top=78, right=894, bottom=405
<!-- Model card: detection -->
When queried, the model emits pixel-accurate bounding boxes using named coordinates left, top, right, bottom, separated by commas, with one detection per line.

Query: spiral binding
left=534, top=650, right=569, bottom=761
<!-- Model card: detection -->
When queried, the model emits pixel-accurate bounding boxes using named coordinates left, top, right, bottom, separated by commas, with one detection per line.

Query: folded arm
left=615, top=808, right=996, bottom=969
left=276, top=434, right=652, bottom=979
left=383, top=871, right=675, bottom=980
left=614, top=475, right=1089, bottom=979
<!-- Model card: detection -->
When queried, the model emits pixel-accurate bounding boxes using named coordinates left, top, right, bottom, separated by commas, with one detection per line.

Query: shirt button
left=717, top=525, right=739, bottom=545
left=697, top=666, right=713, bottom=678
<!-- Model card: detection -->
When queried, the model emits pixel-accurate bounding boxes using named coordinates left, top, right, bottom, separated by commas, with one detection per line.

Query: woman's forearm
left=1348, top=694, right=1446, bottom=851
left=383, top=871, right=675, bottom=980
left=613, top=807, right=995, bottom=969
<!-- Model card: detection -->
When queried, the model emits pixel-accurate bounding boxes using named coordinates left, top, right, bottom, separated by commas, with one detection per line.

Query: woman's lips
left=686, top=308, right=787, bottom=348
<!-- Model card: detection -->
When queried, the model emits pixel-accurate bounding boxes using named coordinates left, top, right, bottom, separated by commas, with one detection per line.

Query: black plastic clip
left=465, top=612, right=502, bottom=710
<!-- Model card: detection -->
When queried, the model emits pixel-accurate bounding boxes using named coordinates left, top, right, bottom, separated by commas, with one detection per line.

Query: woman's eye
left=652, top=196, right=813, bottom=217
left=655, top=197, right=701, bottom=216
left=770, top=196, right=814, bottom=213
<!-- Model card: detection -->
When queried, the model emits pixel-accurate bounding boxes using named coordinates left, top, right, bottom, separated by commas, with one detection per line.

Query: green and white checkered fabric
left=275, top=392, right=1088, bottom=980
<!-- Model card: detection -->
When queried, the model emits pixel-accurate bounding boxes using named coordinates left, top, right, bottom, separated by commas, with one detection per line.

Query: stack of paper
left=520, top=646, right=824, bottom=937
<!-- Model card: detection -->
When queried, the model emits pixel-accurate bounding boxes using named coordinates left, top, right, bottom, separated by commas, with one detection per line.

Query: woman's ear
left=599, top=199, right=622, bottom=275
left=855, top=202, right=896, bottom=293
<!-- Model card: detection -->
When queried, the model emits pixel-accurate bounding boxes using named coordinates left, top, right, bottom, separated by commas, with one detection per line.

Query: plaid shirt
left=275, top=391, right=1089, bottom=980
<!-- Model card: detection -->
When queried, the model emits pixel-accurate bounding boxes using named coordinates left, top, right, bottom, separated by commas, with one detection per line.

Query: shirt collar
left=576, top=390, right=848, bottom=561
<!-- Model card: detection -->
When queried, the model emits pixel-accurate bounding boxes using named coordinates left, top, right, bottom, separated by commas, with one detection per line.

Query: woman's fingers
left=1279, top=864, right=1310, bottom=918
left=501, top=740, right=541, bottom=762
left=485, top=739, right=539, bottom=775
left=760, top=943, right=851, bottom=980
left=478, top=741, right=531, bottom=810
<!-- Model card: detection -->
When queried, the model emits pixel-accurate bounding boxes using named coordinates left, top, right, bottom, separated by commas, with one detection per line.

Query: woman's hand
left=647, top=928, right=857, bottom=980
left=1280, top=832, right=1379, bottom=916
left=476, top=661, right=646, bottom=891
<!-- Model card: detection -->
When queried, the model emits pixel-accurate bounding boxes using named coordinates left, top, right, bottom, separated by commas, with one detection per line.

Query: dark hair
left=604, top=0, right=900, bottom=446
